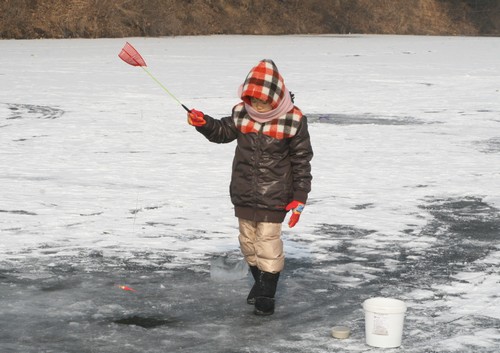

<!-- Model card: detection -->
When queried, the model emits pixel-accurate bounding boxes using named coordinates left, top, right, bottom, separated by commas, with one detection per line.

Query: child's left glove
left=286, top=200, right=305, bottom=228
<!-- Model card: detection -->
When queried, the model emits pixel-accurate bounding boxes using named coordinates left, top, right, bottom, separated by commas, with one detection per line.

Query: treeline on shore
left=1, top=0, right=499, bottom=39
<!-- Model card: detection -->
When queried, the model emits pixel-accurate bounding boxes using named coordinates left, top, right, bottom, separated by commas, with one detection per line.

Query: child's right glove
left=286, top=200, right=305, bottom=228
left=187, top=109, right=206, bottom=127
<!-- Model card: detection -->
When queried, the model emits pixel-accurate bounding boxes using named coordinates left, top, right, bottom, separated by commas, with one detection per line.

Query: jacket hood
left=240, top=59, right=286, bottom=110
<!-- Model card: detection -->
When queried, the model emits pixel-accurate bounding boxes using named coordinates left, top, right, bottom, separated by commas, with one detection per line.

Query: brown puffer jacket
left=195, top=59, right=313, bottom=223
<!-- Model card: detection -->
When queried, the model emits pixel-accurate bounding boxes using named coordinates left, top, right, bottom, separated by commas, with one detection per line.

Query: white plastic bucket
left=363, top=297, right=407, bottom=348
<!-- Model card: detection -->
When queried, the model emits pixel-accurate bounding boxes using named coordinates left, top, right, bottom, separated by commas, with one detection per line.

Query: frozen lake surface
left=1, top=35, right=499, bottom=352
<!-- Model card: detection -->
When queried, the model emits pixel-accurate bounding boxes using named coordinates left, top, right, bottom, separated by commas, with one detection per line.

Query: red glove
left=187, top=109, right=206, bottom=127
left=286, top=200, right=305, bottom=228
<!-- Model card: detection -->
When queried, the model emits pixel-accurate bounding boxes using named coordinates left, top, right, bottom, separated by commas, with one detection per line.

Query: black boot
left=254, top=271, right=280, bottom=316
left=247, top=266, right=260, bottom=305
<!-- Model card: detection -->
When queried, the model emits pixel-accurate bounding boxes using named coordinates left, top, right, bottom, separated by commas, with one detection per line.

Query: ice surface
left=1, top=34, right=499, bottom=352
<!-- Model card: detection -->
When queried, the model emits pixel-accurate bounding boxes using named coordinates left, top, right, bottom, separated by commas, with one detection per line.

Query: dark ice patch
left=351, top=203, right=375, bottom=210
left=40, top=278, right=82, bottom=292
left=107, top=251, right=175, bottom=272
left=397, top=196, right=500, bottom=283
left=0, top=209, right=37, bottom=216
left=305, top=196, right=499, bottom=289
left=4, top=103, right=64, bottom=120
left=145, top=221, right=177, bottom=227
left=307, top=113, right=429, bottom=125
left=421, top=196, right=500, bottom=242
left=315, top=223, right=376, bottom=238
left=79, top=212, right=103, bottom=217
left=473, top=137, right=500, bottom=154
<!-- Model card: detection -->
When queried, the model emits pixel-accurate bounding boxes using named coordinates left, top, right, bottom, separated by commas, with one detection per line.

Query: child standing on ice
left=187, top=59, right=313, bottom=316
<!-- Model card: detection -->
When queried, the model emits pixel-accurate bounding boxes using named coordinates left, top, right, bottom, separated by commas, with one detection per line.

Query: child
left=187, top=59, right=313, bottom=316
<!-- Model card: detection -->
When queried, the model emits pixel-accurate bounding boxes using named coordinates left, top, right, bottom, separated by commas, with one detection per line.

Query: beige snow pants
left=238, top=218, right=284, bottom=273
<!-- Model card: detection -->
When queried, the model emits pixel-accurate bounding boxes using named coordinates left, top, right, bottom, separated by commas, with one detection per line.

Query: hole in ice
left=113, top=315, right=177, bottom=328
